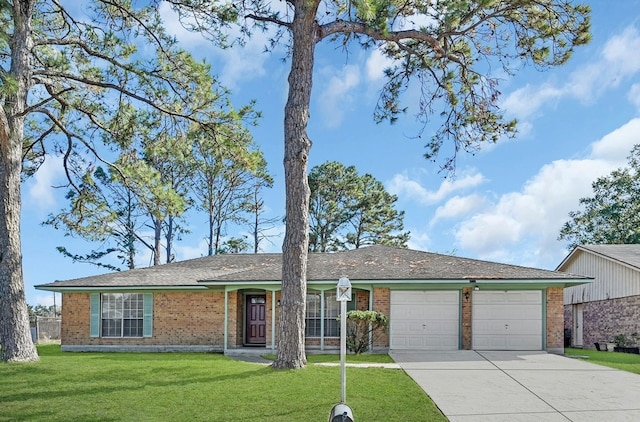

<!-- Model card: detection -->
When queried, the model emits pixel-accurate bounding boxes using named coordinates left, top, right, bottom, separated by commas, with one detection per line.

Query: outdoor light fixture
left=464, top=291, right=470, bottom=301
left=337, top=276, right=352, bottom=301
left=469, top=279, right=479, bottom=292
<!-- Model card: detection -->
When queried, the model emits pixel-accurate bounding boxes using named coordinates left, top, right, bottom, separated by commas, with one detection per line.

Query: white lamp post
left=328, top=277, right=354, bottom=421
left=337, top=276, right=352, bottom=402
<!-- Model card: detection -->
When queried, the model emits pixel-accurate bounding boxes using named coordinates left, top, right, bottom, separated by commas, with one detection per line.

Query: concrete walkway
left=391, top=350, right=640, bottom=421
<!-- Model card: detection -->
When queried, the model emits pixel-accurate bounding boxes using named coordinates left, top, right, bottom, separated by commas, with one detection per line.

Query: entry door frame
left=245, top=294, right=267, bottom=345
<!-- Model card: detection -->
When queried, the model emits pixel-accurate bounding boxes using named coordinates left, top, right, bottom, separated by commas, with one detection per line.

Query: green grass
left=0, top=345, right=445, bottom=421
left=262, top=353, right=395, bottom=364
left=565, top=348, right=640, bottom=374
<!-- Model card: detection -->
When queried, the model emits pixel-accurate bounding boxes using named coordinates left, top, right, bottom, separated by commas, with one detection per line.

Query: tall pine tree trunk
left=272, top=0, right=317, bottom=369
left=0, top=0, right=39, bottom=362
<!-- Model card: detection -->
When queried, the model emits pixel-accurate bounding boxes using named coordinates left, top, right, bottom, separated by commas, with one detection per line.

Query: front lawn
left=565, top=348, right=640, bottom=374
left=262, top=353, right=395, bottom=364
left=0, top=345, right=445, bottom=421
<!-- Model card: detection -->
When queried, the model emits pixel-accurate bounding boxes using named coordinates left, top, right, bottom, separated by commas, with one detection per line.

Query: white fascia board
left=34, top=285, right=211, bottom=293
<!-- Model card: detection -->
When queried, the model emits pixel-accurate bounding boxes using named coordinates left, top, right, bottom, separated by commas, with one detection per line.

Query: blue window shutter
left=143, top=293, right=153, bottom=338
left=90, top=293, right=100, bottom=338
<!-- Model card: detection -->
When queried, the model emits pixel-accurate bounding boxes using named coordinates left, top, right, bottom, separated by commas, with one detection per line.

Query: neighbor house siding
left=62, top=292, right=225, bottom=348
left=563, top=253, right=640, bottom=304
left=564, top=295, right=640, bottom=348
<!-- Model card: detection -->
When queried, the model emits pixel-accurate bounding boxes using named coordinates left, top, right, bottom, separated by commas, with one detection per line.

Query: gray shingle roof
left=36, top=245, right=587, bottom=291
left=573, top=244, right=640, bottom=270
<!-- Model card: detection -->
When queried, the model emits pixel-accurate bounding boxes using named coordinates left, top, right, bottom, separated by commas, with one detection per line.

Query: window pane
left=100, top=293, right=144, bottom=338
left=101, top=318, right=121, bottom=337
left=305, top=318, right=321, bottom=337
left=306, top=292, right=321, bottom=317
left=324, top=292, right=339, bottom=318
left=123, top=318, right=143, bottom=337
left=325, top=318, right=339, bottom=337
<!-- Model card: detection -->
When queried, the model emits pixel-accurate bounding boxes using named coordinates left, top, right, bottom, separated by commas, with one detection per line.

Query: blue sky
left=23, top=1, right=640, bottom=306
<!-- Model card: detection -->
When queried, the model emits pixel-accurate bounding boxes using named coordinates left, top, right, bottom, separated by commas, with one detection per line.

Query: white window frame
left=100, top=293, right=144, bottom=338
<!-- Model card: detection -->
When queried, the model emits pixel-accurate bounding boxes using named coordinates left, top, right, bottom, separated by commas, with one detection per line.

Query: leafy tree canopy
left=1, top=0, right=256, bottom=362
left=308, top=161, right=409, bottom=252
left=559, top=144, right=640, bottom=249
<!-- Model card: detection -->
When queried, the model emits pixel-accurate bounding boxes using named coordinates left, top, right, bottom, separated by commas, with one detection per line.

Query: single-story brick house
left=559, top=244, right=640, bottom=349
left=36, top=245, right=589, bottom=354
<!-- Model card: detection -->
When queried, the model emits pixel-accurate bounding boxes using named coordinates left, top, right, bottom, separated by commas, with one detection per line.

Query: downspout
left=224, top=289, right=229, bottom=352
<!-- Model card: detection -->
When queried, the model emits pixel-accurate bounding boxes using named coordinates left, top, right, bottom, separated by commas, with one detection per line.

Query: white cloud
left=175, top=239, right=209, bottom=260
left=502, top=84, right=563, bottom=120
left=365, top=49, right=394, bottom=82
left=388, top=170, right=486, bottom=205
left=25, top=156, right=64, bottom=211
left=628, top=84, right=640, bottom=110
left=453, top=120, right=636, bottom=267
left=602, top=26, right=640, bottom=77
left=158, top=2, right=280, bottom=88
left=32, top=293, right=61, bottom=307
left=430, top=194, right=488, bottom=225
left=503, top=25, right=640, bottom=122
left=317, top=64, right=361, bottom=128
left=590, top=117, right=640, bottom=163
left=407, top=230, right=431, bottom=251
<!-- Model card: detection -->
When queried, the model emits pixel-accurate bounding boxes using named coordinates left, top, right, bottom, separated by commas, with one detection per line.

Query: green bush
left=344, top=310, right=389, bottom=354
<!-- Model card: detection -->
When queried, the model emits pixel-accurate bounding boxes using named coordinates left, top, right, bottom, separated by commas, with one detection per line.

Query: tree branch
left=318, top=20, right=461, bottom=63
left=245, top=13, right=291, bottom=29
left=31, top=69, right=204, bottom=126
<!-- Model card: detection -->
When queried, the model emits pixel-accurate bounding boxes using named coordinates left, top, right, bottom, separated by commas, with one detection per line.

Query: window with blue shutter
left=91, top=293, right=152, bottom=338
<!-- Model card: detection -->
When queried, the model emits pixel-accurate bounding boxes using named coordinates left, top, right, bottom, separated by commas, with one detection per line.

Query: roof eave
left=35, top=285, right=212, bottom=293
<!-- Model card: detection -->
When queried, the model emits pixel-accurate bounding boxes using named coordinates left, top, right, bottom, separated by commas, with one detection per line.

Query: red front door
left=246, top=295, right=266, bottom=344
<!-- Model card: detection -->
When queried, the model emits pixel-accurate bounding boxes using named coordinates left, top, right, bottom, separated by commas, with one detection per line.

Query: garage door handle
left=505, top=324, right=509, bottom=330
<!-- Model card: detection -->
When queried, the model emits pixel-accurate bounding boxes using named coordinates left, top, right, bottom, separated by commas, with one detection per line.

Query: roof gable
left=557, top=244, right=640, bottom=273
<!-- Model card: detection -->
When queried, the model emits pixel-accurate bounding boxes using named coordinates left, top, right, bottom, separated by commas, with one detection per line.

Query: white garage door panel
left=474, top=304, right=542, bottom=320
left=473, top=291, right=543, bottom=351
left=390, top=291, right=459, bottom=351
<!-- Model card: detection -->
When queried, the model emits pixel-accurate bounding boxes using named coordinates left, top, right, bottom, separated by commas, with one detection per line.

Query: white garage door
left=390, top=291, right=459, bottom=351
left=473, top=291, right=542, bottom=350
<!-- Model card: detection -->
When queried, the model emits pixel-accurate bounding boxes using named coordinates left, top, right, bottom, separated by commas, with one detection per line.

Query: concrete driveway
left=391, top=350, right=640, bottom=421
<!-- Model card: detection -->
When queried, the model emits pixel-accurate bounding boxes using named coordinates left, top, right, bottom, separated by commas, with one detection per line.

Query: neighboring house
left=36, top=245, right=589, bottom=354
left=559, top=244, right=640, bottom=349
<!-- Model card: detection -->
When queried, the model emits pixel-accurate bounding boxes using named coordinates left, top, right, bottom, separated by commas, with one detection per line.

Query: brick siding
left=564, top=295, right=640, bottom=349
left=461, top=287, right=472, bottom=350
left=62, top=287, right=562, bottom=353
left=372, top=287, right=390, bottom=348
left=61, top=292, right=225, bottom=347
left=546, top=287, right=564, bottom=352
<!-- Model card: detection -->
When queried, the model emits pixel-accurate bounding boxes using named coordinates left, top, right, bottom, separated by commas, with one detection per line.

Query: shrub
left=344, top=310, right=389, bottom=354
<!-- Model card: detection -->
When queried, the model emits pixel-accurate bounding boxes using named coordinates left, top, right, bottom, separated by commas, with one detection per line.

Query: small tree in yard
left=345, top=310, right=389, bottom=354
